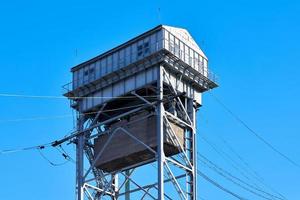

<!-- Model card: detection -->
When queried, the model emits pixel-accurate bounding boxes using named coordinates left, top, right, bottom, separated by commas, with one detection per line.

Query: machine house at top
left=65, top=25, right=217, bottom=113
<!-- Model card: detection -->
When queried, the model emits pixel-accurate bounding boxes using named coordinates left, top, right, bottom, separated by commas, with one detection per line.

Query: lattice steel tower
left=63, top=25, right=217, bottom=200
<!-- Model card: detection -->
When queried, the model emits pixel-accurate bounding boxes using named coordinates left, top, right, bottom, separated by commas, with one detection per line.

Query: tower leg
left=76, top=117, right=85, bottom=200
left=125, top=170, right=130, bottom=200
left=188, top=99, right=197, bottom=200
left=112, top=174, right=118, bottom=200
left=157, top=65, right=164, bottom=200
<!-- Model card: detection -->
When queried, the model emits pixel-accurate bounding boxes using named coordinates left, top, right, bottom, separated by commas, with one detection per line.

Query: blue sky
left=0, top=0, right=299, bottom=199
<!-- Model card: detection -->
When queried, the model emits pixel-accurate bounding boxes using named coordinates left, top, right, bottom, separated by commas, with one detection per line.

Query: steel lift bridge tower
left=63, top=25, right=217, bottom=200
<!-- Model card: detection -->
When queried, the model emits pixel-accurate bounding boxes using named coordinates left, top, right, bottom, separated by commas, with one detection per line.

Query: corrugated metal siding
left=163, top=29, right=208, bottom=77
left=79, top=66, right=158, bottom=112
left=78, top=64, right=202, bottom=112
left=72, top=26, right=208, bottom=111
left=72, top=30, right=163, bottom=90
left=72, top=27, right=210, bottom=91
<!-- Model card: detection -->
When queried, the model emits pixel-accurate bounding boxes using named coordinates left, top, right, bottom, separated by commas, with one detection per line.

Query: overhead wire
left=217, top=135, right=287, bottom=200
left=0, top=103, right=147, bottom=123
left=199, top=161, right=274, bottom=200
left=1, top=136, right=279, bottom=200
left=219, top=136, right=265, bottom=182
left=209, top=91, right=300, bottom=168
left=37, top=148, right=70, bottom=167
left=0, top=136, right=73, bottom=167
left=0, top=142, right=53, bottom=154
left=197, top=170, right=248, bottom=200
left=151, top=134, right=252, bottom=200
left=199, top=112, right=287, bottom=199
left=200, top=135, right=254, bottom=183
left=0, top=93, right=168, bottom=100
left=56, top=145, right=76, bottom=164
left=0, top=138, right=74, bottom=168
left=1, top=90, right=293, bottom=198
left=198, top=153, right=286, bottom=200
left=200, top=134, right=287, bottom=200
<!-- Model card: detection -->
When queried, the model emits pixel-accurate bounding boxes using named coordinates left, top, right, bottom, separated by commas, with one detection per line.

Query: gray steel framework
left=63, top=65, right=199, bottom=200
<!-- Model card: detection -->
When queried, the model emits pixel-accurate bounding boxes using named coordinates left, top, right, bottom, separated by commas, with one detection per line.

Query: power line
left=38, top=148, right=70, bottom=167
left=0, top=142, right=53, bottom=155
left=199, top=113, right=287, bottom=199
left=0, top=93, right=167, bottom=100
left=200, top=134, right=287, bottom=200
left=56, top=145, right=76, bottom=164
left=200, top=135, right=254, bottom=183
left=219, top=136, right=265, bottom=182
left=0, top=138, right=74, bottom=167
left=0, top=102, right=155, bottom=156
left=0, top=103, right=147, bottom=123
left=199, top=134, right=289, bottom=199
left=197, top=170, right=248, bottom=200
left=199, top=160, right=274, bottom=200
left=0, top=114, right=72, bottom=123
left=198, top=153, right=285, bottom=200
left=217, top=135, right=287, bottom=200
left=209, top=91, right=300, bottom=168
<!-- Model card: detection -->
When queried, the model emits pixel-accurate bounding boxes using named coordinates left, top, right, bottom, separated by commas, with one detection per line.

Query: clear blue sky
left=0, top=0, right=299, bottom=199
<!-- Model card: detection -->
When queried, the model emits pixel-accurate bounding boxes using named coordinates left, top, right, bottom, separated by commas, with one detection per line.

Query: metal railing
left=62, top=39, right=217, bottom=94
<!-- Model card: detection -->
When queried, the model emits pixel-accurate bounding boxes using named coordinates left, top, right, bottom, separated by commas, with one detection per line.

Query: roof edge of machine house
left=70, top=25, right=208, bottom=72
left=70, top=25, right=164, bottom=72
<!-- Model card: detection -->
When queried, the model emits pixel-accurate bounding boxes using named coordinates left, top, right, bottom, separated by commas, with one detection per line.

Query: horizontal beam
left=52, top=102, right=155, bottom=146
left=118, top=174, right=186, bottom=196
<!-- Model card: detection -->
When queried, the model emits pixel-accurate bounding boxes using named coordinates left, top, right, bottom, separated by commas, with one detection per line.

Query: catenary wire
left=0, top=102, right=150, bottom=155
left=197, top=170, right=248, bottom=200
left=199, top=159, right=274, bottom=200
left=200, top=135, right=255, bottom=182
left=37, top=148, right=70, bottom=166
left=1, top=90, right=291, bottom=198
left=217, top=135, right=287, bottom=199
left=0, top=93, right=169, bottom=100
left=200, top=134, right=288, bottom=200
left=0, top=103, right=147, bottom=123
left=199, top=135, right=282, bottom=199
left=209, top=91, right=300, bottom=168
left=0, top=142, right=53, bottom=154
left=56, top=145, right=76, bottom=164
left=0, top=128, right=280, bottom=200
left=219, top=136, right=266, bottom=182
left=198, top=153, right=285, bottom=200
left=199, top=113, right=287, bottom=199
left=0, top=138, right=264, bottom=200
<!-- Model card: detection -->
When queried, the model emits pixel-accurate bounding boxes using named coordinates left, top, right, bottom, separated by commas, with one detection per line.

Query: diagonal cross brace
left=162, top=68, right=193, bottom=126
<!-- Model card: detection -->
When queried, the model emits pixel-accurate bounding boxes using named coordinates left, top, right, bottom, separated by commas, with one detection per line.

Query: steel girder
left=74, top=65, right=197, bottom=200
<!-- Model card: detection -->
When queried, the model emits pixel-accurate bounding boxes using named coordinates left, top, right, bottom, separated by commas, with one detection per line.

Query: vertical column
left=192, top=105, right=197, bottom=200
left=125, top=170, right=130, bottom=200
left=157, top=65, right=164, bottom=200
left=188, top=99, right=197, bottom=200
left=77, top=116, right=85, bottom=200
left=112, top=174, right=118, bottom=200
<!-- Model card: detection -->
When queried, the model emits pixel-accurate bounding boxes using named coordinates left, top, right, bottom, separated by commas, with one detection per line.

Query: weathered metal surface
left=72, top=29, right=163, bottom=89
left=94, top=112, right=184, bottom=172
